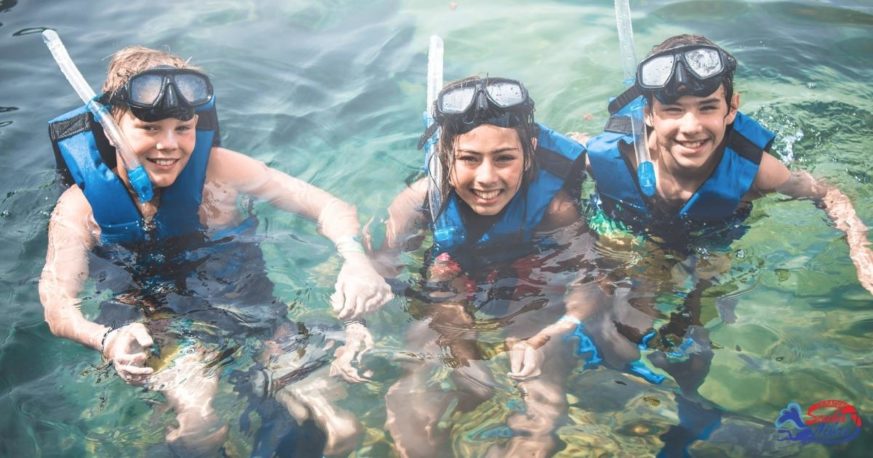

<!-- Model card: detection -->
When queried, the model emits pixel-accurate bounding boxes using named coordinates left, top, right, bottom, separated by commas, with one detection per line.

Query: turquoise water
left=1, top=0, right=872, bottom=456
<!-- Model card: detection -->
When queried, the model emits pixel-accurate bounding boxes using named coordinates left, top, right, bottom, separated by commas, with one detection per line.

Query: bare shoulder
left=54, top=185, right=91, bottom=219
left=206, top=146, right=270, bottom=188
left=407, top=178, right=429, bottom=199
left=541, top=189, right=582, bottom=230
left=387, top=178, right=429, bottom=220
left=50, top=186, right=97, bottom=243
left=751, top=152, right=791, bottom=194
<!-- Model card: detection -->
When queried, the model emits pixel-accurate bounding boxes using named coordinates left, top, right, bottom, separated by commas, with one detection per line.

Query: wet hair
left=645, top=34, right=736, bottom=105
left=102, top=46, right=202, bottom=120
left=434, top=76, right=539, bottom=211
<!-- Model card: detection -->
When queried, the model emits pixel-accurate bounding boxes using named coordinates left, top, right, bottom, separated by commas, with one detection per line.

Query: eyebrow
left=697, top=97, right=722, bottom=105
left=456, top=146, right=520, bottom=155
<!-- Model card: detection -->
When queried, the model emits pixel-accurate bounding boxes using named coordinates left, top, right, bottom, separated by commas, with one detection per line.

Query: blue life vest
left=48, top=99, right=220, bottom=245
left=431, top=123, right=586, bottom=261
left=587, top=100, right=774, bottom=232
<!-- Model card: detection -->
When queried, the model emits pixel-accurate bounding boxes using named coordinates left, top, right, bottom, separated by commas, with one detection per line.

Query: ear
left=726, top=92, right=740, bottom=124
left=644, top=104, right=654, bottom=128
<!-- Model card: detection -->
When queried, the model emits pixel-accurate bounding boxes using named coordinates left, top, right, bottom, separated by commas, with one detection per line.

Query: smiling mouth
left=147, top=158, right=179, bottom=167
left=472, top=189, right=502, bottom=200
left=676, top=139, right=707, bottom=149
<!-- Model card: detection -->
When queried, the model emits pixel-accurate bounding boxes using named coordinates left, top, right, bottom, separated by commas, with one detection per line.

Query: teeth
left=152, top=158, right=176, bottom=166
left=473, top=189, right=500, bottom=200
left=680, top=140, right=704, bottom=148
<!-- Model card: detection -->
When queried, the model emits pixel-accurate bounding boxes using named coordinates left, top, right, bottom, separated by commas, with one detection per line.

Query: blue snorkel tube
left=423, top=35, right=444, bottom=223
left=614, top=0, right=655, bottom=197
left=42, top=30, right=154, bottom=203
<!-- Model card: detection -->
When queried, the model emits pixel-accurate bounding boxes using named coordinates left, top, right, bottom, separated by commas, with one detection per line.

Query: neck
left=115, top=161, right=160, bottom=220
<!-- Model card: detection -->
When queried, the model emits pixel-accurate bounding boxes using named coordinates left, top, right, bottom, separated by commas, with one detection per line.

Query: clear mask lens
left=174, top=74, right=211, bottom=105
left=640, top=55, right=676, bottom=87
left=684, top=48, right=723, bottom=79
left=439, top=86, right=477, bottom=113
left=129, top=74, right=165, bottom=105
left=486, top=82, right=525, bottom=107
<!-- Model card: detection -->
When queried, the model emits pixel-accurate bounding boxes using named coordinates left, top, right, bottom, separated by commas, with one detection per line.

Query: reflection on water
left=0, top=0, right=872, bottom=456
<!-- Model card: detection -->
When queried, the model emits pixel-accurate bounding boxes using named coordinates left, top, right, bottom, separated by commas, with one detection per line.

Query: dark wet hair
left=645, top=34, right=736, bottom=105
left=434, top=76, right=539, bottom=210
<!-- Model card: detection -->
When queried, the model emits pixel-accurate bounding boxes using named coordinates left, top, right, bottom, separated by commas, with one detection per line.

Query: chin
left=148, top=173, right=181, bottom=189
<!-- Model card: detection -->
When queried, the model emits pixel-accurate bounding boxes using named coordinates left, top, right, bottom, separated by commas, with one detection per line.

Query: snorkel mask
left=418, top=77, right=534, bottom=149
left=636, top=44, right=736, bottom=105
left=103, top=66, right=214, bottom=122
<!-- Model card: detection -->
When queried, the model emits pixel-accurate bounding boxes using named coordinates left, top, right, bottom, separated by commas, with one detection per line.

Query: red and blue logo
left=775, top=400, right=862, bottom=445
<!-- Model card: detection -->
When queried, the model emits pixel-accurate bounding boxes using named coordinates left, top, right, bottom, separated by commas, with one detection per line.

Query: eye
left=700, top=104, right=719, bottom=112
left=457, top=154, right=480, bottom=164
left=496, top=154, right=517, bottom=163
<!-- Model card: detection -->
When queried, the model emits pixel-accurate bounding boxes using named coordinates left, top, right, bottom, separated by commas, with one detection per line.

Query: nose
left=678, top=110, right=702, bottom=134
left=156, top=128, right=179, bottom=151
left=475, top=158, right=498, bottom=185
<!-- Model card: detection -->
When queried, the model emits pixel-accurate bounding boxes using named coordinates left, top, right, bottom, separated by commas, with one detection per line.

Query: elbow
left=42, top=309, right=64, bottom=337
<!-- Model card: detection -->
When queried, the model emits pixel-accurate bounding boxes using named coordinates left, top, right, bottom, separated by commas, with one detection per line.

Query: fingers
left=115, top=360, right=154, bottom=385
left=334, top=278, right=394, bottom=321
left=508, top=341, right=523, bottom=375
left=329, top=352, right=368, bottom=384
left=507, top=341, right=542, bottom=381
left=331, top=286, right=346, bottom=316
left=129, top=323, right=154, bottom=348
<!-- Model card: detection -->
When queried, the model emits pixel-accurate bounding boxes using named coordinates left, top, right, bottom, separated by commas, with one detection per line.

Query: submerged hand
left=331, top=254, right=393, bottom=321
left=102, top=323, right=154, bottom=385
left=329, top=322, right=374, bottom=383
left=507, top=338, right=545, bottom=381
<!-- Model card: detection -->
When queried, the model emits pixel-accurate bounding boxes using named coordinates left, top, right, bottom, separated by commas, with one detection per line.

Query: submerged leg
left=150, top=348, right=228, bottom=457
left=386, top=314, right=494, bottom=458
left=500, top=334, right=574, bottom=457
left=274, top=370, right=362, bottom=457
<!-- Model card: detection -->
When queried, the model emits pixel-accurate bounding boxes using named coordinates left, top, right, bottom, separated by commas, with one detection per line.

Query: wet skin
left=449, top=124, right=531, bottom=216
left=115, top=112, right=198, bottom=189
left=645, top=85, right=738, bottom=181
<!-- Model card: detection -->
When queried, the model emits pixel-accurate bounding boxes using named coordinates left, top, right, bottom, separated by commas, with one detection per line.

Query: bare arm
left=39, top=187, right=156, bottom=383
left=39, top=187, right=104, bottom=349
left=208, top=147, right=393, bottom=318
left=209, top=147, right=363, bottom=242
left=754, top=153, right=873, bottom=294
left=370, top=178, right=429, bottom=277
left=538, top=189, right=584, bottom=232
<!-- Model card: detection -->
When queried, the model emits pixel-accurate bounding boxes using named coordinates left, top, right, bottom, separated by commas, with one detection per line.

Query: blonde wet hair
left=102, top=46, right=203, bottom=119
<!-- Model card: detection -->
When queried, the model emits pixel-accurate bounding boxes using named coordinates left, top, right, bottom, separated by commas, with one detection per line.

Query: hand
left=331, top=254, right=393, bottom=321
left=102, top=323, right=154, bottom=385
left=507, top=338, right=545, bottom=381
left=329, top=322, right=374, bottom=383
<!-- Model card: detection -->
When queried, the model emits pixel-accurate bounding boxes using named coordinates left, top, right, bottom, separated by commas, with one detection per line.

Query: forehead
left=454, top=124, right=522, bottom=152
left=656, top=84, right=728, bottom=108
left=121, top=110, right=198, bottom=125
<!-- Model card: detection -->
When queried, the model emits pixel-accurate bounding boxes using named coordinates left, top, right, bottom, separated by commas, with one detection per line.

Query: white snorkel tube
left=614, top=0, right=655, bottom=197
left=42, top=30, right=154, bottom=203
left=423, top=35, right=444, bottom=223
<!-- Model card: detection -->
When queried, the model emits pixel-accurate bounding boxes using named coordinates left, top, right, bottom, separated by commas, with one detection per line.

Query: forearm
left=256, top=168, right=361, bottom=240
left=823, top=188, right=869, bottom=241
left=39, top=284, right=108, bottom=351
left=526, top=279, right=604, bottom=348
left=822, top=188, right=873, bottom=284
